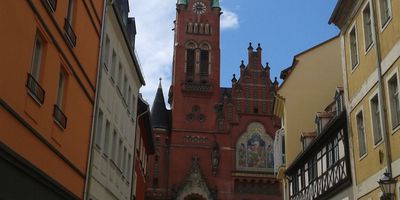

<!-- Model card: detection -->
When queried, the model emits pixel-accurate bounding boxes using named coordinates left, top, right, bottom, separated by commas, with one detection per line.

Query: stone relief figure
left=211, top=142, right=220, bottom=176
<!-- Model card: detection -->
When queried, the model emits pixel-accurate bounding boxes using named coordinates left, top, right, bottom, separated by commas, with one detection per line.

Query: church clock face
left=192, top=1, right=206, bottom=15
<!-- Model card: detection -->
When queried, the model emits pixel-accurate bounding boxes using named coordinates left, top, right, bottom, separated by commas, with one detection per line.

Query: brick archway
left=184, top=193, right=207, bottom=200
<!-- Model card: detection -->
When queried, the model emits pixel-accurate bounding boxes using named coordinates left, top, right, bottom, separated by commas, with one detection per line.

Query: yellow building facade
left=273, top=36, right=343, bottom=199
left=330, top=0, right=400, bottom=199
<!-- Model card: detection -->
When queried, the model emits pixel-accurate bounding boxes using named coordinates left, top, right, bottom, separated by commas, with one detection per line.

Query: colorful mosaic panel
left=236, top=122, right=274, bottom=172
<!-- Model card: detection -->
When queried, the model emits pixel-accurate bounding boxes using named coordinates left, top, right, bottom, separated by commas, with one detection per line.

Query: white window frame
left=30, top=32, right=44, bottom=80
left=110, top=50, right=117, bottom=82
left=377, top=0, right=392, bottom=31
left=386, top=69, right=400, bottom=133
left=103, top=35, right=110, bottom=69
left=103, top=119, right=110, bottom=156
left=66, top=0, right=75, bottom=24
left=348, top=23, right=360, bottom=72
left=118, top=139, right=123, bottom=170
left=368, top=89, right=384, bottom=147
left=56, top=67, right=66, bottom=108
left=95, top=109, right=104, bottom=148
left=111, top=130, right=118, bottom=162
left=355, top=107, right=368, bottom=159
left=361, top=0, right=375, bottom=54
left=117, top=63, right=123, bottom=89
left=122, top=146, right=127, bottom=177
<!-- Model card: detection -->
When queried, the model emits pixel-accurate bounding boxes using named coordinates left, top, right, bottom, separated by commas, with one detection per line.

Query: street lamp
left=378, top=172, right=397, bottom=200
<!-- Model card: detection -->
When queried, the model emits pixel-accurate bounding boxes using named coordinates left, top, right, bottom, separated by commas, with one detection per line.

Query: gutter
left=83, top=0, right=108, bottom=199
left=130, top=99, right=150, bottom=200
left=371, top=0, right=393, bottom=175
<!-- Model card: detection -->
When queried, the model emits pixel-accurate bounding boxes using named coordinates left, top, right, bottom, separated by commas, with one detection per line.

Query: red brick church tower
left=146, top=0, right=282, bottom=199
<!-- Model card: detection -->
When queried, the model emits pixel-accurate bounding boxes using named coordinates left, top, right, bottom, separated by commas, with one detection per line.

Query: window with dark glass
left=356, top=111, right=367, bottom=157
left=379, top=0, right=391, bottom=27
left=66, top=0, right=74, bottom=23
left=389, top=75, right=400, bottom=128
left=200, top=50, right=209, bottom=75
left=371, top=94, right=383, bottom=144
left=95, top=109, right=104, bottom=148
left=363, top=3, right=373, bottom=50
left=27, top=32, right=46, bottom=104
left=53, top=68, right=68, bottom=129
left=186, top=49, right=195, bottom=76
left=349, top=27, right=359, bottom=69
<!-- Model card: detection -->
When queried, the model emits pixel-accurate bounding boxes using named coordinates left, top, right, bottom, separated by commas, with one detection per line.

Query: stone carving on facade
left=186, top=105, right=206, bottom=123
left=211, top=142, right=220, bottom=176
left=174, top=156, right=215, bottom=200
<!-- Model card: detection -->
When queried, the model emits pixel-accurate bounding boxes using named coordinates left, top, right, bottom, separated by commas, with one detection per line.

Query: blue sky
left=130, top=0, right=339, bottom=105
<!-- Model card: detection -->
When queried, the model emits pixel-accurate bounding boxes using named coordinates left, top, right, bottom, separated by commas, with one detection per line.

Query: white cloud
left=129, top=0, right=175, bottom=107
left=220, top=9, right=239, bottom=30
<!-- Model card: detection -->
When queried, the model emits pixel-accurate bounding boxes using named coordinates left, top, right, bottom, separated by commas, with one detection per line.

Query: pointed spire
left=158, top=77, right=162, bottom=88
left=151, top=79, right=170, bottom=130
left=265, top=62, right=270, bottom=70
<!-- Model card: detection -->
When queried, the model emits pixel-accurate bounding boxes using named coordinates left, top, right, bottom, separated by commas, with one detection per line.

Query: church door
left=184, top=193, right=207, bottom=200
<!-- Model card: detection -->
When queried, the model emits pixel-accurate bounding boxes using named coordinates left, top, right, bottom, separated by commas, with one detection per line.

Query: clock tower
left=169, top=0, right=221, bottom=120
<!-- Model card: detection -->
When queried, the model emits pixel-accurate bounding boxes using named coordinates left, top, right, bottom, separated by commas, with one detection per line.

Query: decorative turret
left=247, top=42, right=262, bottom=68
left=265, top=62, right=270, bottom=70
left=231, top=74, right=237, bottom=84
left=240, top=60, right=245, bottom=69
left=177, top=0, right=187, bottom=5
left=247, top=42, right=253, bottom=51
left=151, top=78, right=170, bottom=130
left=273, top=77, right=279, bottom=91
left=211, top=0, right=220, bottom=8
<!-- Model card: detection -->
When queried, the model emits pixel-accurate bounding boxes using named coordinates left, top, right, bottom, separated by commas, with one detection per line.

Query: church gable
left=229, top=43, right=277, bottom=116
left=173, top=156, right=216, bottom=200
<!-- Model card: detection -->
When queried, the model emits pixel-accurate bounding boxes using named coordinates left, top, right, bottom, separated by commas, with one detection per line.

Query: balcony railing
left=182, top=81, right=211, bottom=93
left=64, top=18, right=76, bottom=48
left=287, top=112, right=351, bottom=200
left=26, top=73, right=45, bottom=104
left=289, top=158, right=350, bottom=200
left=41, top=0, right=57, bottom=12
left=53, top=104, right=67, bottom=129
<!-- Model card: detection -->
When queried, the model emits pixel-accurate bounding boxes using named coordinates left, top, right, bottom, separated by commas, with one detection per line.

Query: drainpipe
left=130, top=107, right=150, bottom=200
left=371, top=0, right=393, bottom=175
left=83, top=0, right=108, bottom=199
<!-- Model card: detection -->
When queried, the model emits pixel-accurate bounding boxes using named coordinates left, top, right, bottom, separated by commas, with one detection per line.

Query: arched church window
left=185, top=42, right=197, bottom=81
left=193, top=23, right=198, bottom=33
left=199, top=43, right=210, bottom=78
left=236, top=122, right=274, bottom=172
left=199, top=23, right=204, bottom=34
left=187, top=22, right=193, bottom=33
left=205, top=24, right=210, bottom=34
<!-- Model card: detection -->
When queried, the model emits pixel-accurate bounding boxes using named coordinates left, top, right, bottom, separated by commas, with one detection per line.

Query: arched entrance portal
left=184, top=193, right=207, bottom=200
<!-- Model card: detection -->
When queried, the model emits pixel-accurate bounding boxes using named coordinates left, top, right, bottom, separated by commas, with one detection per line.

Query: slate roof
left=150, top=81, right=170, bottom=130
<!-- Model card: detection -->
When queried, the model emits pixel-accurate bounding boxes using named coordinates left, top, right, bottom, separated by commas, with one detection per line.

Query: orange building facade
left=0, top=0, right=103, bottom=199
